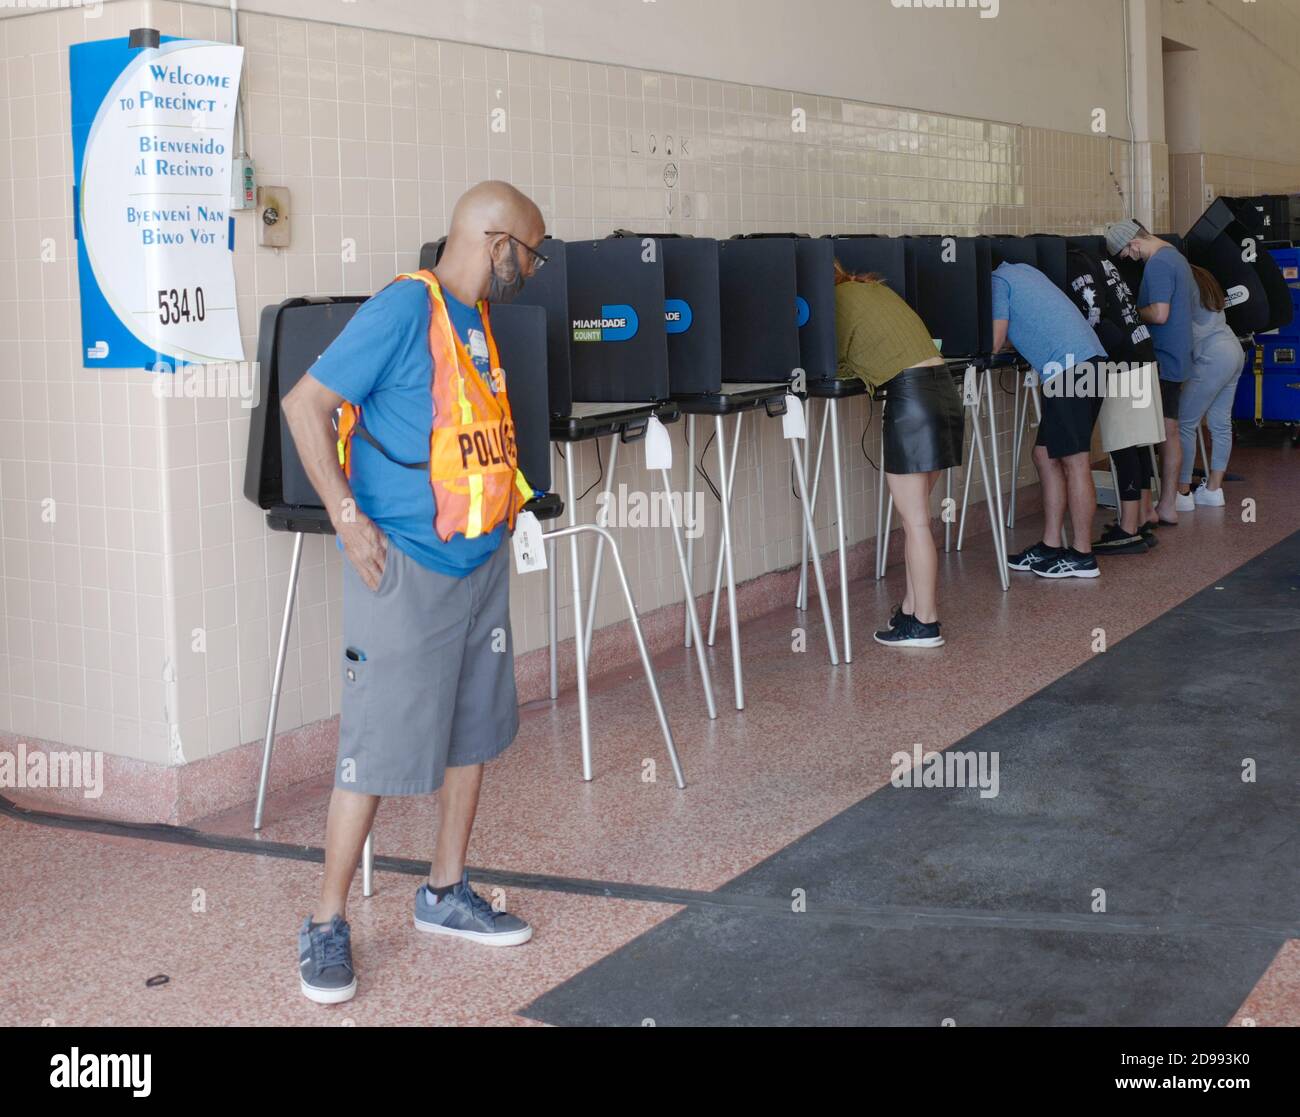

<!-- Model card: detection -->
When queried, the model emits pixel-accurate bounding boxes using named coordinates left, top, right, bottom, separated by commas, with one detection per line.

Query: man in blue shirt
left=282, top=182, right=546, bottom=1004
left=992, top=261, right=1108, bottom=579
left=1106, top=219, right=1194, bottom=524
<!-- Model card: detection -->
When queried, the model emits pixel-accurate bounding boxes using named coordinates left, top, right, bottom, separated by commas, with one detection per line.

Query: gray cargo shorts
left=334, top=540, right=519, bottom=796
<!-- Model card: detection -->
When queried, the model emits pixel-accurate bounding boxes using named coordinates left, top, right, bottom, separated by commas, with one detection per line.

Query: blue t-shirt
left=1137, top=246, right=1195, bottom=383
left=991, top=262, right=1106, bottom=384
left=309, top=277, right=506, bottom=576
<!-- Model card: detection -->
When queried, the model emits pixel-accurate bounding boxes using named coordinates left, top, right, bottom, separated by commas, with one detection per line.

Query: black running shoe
left=888, top=604, right=909, bottom=630
left=1007, top=541, right=1061, bottom=572
left=1093, top=523, right=1148, bottom=555
left=1139, top=525, right=1159, bottom=549
left=1033, top=548, right=1101, bottom=579
left=874, top=614, right=944, bottom=648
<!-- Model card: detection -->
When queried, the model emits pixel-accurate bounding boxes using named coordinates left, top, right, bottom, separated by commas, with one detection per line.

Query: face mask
left=487, top=250, right=525, bottom=304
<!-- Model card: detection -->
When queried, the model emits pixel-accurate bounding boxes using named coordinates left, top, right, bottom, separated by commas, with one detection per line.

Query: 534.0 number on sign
left=156, top=287, right=207, bottom=325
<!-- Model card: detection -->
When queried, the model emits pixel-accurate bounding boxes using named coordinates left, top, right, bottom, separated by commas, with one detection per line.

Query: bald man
left=282, top=181, right=547, bottom=1004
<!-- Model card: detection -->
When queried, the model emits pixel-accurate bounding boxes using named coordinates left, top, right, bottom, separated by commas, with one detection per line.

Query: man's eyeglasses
left=486, top=231, right=548, bottom=271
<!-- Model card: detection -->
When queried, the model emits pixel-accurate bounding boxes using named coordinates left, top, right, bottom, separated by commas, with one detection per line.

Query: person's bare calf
left=1060, top=453, right=1097, bottom=553
left=314, top=787, right=380, bottom=924
left=428, top=763, right=484, bottom=889
left=1156, top=419, right=1182, bottom=522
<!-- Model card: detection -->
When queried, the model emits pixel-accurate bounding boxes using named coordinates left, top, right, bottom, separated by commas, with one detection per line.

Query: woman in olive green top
left=835, top=261, right=963, bottom=647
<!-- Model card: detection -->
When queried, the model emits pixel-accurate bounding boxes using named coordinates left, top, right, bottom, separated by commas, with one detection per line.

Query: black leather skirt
left=878, top=364, right=964, bottom=474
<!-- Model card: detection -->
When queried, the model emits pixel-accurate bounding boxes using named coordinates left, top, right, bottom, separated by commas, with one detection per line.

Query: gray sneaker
left=413, top=873, right=533, bottom=946
left=298, top=914, right=357, bottom=1004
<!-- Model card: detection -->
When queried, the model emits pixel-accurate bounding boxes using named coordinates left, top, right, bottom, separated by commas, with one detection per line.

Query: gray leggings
left=1178, top=335, right=1245, bottom=484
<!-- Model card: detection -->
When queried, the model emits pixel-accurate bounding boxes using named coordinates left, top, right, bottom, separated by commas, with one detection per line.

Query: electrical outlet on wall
left=257, top=185, right=290, bottom=248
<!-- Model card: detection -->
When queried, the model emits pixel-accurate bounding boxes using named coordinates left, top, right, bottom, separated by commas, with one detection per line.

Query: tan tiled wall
left=0, top=1, right=1295, bottom=771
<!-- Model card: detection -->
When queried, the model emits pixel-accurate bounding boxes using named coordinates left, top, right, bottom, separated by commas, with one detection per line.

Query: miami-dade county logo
left=665, top=298, right=693, bottom=334
left=572, top=304, right=638, bottom=342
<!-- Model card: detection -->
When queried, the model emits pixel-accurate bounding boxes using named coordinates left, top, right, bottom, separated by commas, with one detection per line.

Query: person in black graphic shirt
left=1060, top=245, right=1160, bottom=555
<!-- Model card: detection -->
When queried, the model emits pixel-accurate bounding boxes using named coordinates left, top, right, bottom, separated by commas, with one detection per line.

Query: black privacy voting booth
left=744, top=234, right=857, bottom=658
left=688, top=233, right=840, bottom=705
left=901, top=235, right=1011, bottom=588
left=1029, top=235, right=1069, bottom=294
left=244, top=296, right=366, bottom=524
left=486, top=234, right=706, bottom=775
left=771, top=234, right=867, bottom=663
left=242, top=293, right=382, bottom=889
left=1186, top=200, right=1293, bottom=337
left=986, top=234, right=1037, bottom=270
left=827, top=234, right=910, bottom=298
left=612, top=233, right=723, bottom=398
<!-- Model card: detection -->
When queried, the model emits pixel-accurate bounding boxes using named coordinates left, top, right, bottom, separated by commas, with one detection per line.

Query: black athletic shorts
left=1036, top=387, right=1103, bottom=459
left=1159, top=378, right=1182, bottom=422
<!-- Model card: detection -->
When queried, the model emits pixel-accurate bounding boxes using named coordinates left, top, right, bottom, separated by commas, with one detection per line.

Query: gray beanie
left=1104, top=219, right=1142, bottom=256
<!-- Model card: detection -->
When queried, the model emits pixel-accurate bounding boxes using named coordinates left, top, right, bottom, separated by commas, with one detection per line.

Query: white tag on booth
left=782, top=394, right=807, bottom=440
left=511, top=510, right=547, bottom=574
left=644, top=414, right=673, bottom=471
left=962, top=365, right=979, bottom=407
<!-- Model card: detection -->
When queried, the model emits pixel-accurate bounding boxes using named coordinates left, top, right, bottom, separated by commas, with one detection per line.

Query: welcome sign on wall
left=71, top=34, right=244, bottom=368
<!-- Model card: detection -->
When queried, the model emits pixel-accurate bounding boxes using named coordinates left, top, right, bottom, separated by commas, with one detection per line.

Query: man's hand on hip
left=338, top=514, right=388, bottom=590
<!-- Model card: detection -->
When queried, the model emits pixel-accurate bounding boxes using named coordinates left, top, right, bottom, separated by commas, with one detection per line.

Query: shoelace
left=316, top=922, right=352, bottom=973
left=461, top=883, right=498, bottom=925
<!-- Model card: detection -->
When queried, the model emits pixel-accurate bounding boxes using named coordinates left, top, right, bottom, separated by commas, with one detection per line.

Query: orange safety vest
left=336, top=269, right=533, bottom=542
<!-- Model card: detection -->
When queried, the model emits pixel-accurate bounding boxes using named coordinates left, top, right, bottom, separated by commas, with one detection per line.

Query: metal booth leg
left=563, top=449, right=595, bottom=781
left=708, top=413, right=743, bottom=649
left=684, top=415, right=696, bottom=648
left=879, top=491, right=895, bottom=580
left=254, top=530, right=304, bottom=832
left=542, top=523, right=686, bottom=788
left=875, top=398, right=889, bottom=579
left=659, top=467, right=717, bottom=720
left=798, top=399, right=831, bottom=611
left=790, top=435, right=841, bottom=665
left=982, top=369, right=1011, bottom=575
left=712, top=414, right=745, bottom=710
left=547, top=444, right=558, bottom=702
left=1008, top=368, right=1032, bottom=530
left=944, top=467, right=953, bottom=553
left=965, top=373, right=1011, bottom=592
left=828, top=398, right=851, bottom=663
left=547, top=537, right=558, bottom=700
left=582, top=435, right=620, bottom=664
left=362, top=832, right=374, bottom=898
left=957, top=380, right=977, bottom=552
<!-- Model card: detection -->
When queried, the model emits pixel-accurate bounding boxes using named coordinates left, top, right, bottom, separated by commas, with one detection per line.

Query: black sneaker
left=1033, top=548, right=1101, bottom=579
left=1093, top=523, right=1148, bottom=554
left=1140, top=526, right=1159, bottom=549
left=1007, top=541, right=1061, bottom=572
left=874, top=613, right=944, bottom=648
left=888, top=604, right=909, bottom=630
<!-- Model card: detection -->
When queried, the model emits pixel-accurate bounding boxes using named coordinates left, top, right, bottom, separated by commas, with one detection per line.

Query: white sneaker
left=1174, top=489, right=1197, bottom=512
left=1194, top=485, right=1226, bottom=507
